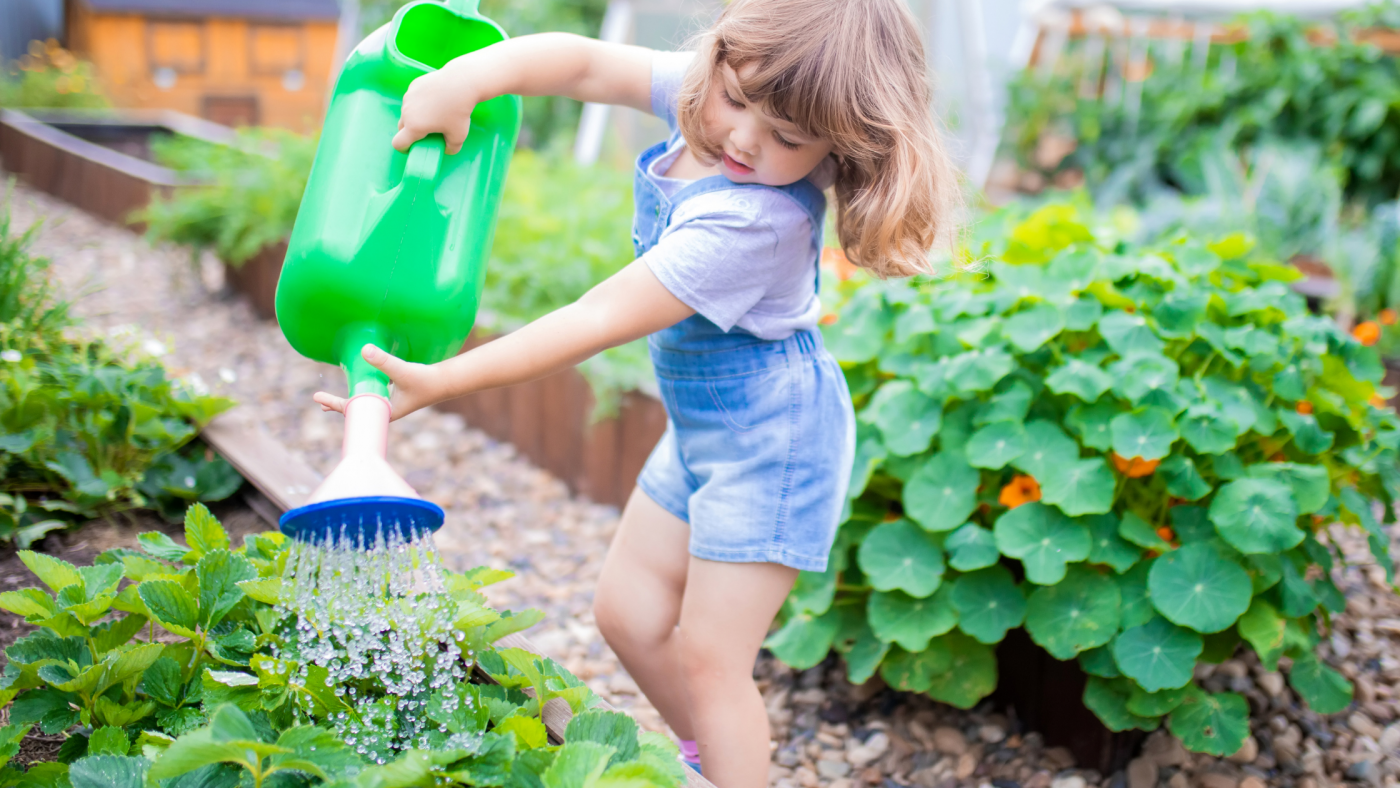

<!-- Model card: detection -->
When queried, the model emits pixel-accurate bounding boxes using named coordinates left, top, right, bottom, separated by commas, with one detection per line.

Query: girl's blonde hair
left=676, top=0, right=961, bottom=278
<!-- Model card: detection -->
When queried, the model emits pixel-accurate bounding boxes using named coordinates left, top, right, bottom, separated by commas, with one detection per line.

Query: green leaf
left=1288, top=654, right=1353, bottom=714
left=18, top=552, right=83, bottom=594
left=903, top=452, right=980, bottom=533
left=868, top=586, right=957, bottom=651
left=0, top=588, right=59, bottom=619
left=1148, top=544, right=1252, bottom=634
left=836, top=621, right=891, bottom=686
left=878, top=643, right=951, bottom=693
left=1046, top=358, right=1113, bottom=402
left=965, top=421, right=1028, bottom=470
left=195, top=551, right=256, bottom=630
left=857, top=519, right=945, bottom=597
left=1158, top=455, right=1211, bottom=501
left=1278, top=410, right=1334, bottom=454
left=141, top=657, right=183, bottom=707
left=1168, top=687, right=1250, bottom=756
left=1237, top=598, right=1286, bottom=671
left=1012, top=420, right=1080, bottom=480
left=564, top=710, right=640, bottom=768
left=764, top=609, right=838, bottom=670
left=1024, top=565, right=1121, bottom=659
left=1039, top=458, right=1116, bottom=516
left=1078, top=646, right=1121, bottom=678
left=1098, top=311, right=1164, bottom=358
left=867, top=381, right=942, bottom=456
left=1005, top=303, right=1065, bottom=352
left=950, top=565, right=1026, bottom=644
left=138, top=580, right=198, bottom=638
left=943, top=524, right=1000, bottom=572
left=69, top=754, right=148, bottom=788
left=1178, top=405, right=1238, bottom=455
left=11, top=687, right=81, bottom=733
left=1250, top=463, right=1329, bottom=515
left=1067, top=400, right=1118, bottom=450
left=824, top=291, right=891, bottom=363
left=426, top=684, right=490, bottom=736
left=1118, top=511, right=1168, bottom=551
left=495, top=714, right=547, bottom=750
left=234, top=578, right=282, bottom=606
left=1127, top=684, right=1190, bottom=717
left=1153, top=291, right=1209, bottom=338
left=1085, top=514, right=1142, bottom=573
left=925, top=633, right=998, bottom=709
left=1208, top=478, right=1301, bottom=555
left=994, top=503, right=1092, bottom=585
left=1111, top=616, right=1202, bottom=692
left=87, top=728, right=129, bottom=758
left=1110, top=354, right=1180, bottom=404
left=1083, top=676, right=1161, bottom=732
left=137, top=533, right=190, bottom=563
left=542, top=740, right=615, bottom=788
left=1111, top=408, right=1179, bottom=461
left=183, top=504, right=229, bottom=559
left=974, top=382, right=1034, bottom=426
left=944, top=349, right=1016, bottom=395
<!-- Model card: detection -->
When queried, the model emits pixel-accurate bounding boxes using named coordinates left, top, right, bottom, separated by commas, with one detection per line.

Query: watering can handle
left=403, top=135, right=445, bottom=186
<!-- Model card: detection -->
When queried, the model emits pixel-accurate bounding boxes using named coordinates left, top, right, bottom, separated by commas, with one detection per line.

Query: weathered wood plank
left=202, top=408, right=321, bottom=513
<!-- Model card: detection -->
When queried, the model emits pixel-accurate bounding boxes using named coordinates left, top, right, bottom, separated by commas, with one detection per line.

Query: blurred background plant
left=0, top=38, right=107, bottom=109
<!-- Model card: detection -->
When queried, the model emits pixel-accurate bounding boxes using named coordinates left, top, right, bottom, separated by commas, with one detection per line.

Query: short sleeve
left=650, top=51, right=696, bottom=133
left=641, top=190, right=817, bottom=333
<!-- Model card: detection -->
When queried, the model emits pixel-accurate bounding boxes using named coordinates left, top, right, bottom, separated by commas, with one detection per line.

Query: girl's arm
left=393, top=33, right=654, bottom=153
left=312, top=261, right=695, bottom=420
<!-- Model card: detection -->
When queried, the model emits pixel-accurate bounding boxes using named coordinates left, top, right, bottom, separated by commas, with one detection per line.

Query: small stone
left=778, top=747, right=803, bottom=768
left=1378, top=724, right=1400, bottom=751
left=1239, top=778, right=1266, bottom=788
left=1350, top=712, right=1384, bottom=741
left=818, top=760, right=853, bottom=779
left=980, top=724, right=1007, bottom=744
left=1049, top=776, right=1085, bottom=788
left=847, top=733, right=890, bottom=767
left=1126, top=758, right=1157, bottom=788
left=1194, top=772, right=1238, bottom=788
left=1227, top=736, right=1258, bottom=764
left=1167, top=773, right=1189, bottom=788
left=932, top=727, right=968, bottom=756
left=830, top=779, right=854, bottom=788
left=1042, top=748, right=1075, bottom=772
left=1257, top=672, right=1285, bottom=698
left=957, top=753, right=977, bottom=779
left=1346, top=759, right=1379, bottom=785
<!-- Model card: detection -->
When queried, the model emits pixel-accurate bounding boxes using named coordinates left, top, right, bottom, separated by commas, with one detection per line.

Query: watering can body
left=276, top=0, right=521, bottom=398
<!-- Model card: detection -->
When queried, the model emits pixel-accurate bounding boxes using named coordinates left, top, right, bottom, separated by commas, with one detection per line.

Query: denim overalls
left=630, top=132, right=855, bottom=573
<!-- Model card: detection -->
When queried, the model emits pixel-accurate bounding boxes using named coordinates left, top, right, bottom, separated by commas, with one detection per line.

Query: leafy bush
left=0, top=193, right=239, bottom=535
left=0, top=505, right=684, bottom=788
left=137, top=130, right=318, bottom=266
left=0, top=40, right=108, bottom=110
left=767, top=201, right=1399, bottom=755
left=1003, top=6, right=1400, bottom=206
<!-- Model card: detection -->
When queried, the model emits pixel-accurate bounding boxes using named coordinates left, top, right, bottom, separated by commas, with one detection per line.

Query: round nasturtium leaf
left=837, top=620, right=891, bottom=686
left=1117, top=511, right=1169, bottom=551
left=994, top=503, right=1092, bottom=585
left=764, top=608, right=839, bottom=670
left=1046, top=358, right=1114, bottom=402
left=1157, top=454, right=1211, bottom=501
left=974, top=382, right=1034, bottom=426
left=1045, top=249, right=1102, bottom=296
left=1098, top=311, right=1164, bottom=358
left=1167, top=686, right=1250, bottom=756
left=1111, top=615, right=1203, bottom=692
left=951, top=565, right=1026, bottom=644
left=1005, top=303, right=1066, bottom=353
left=1279, top=410, right=1334, bottom=455
left=1248, top=463, right=1329, bottom=515
left=867, top=380, right=943, bottom=457
left=1079, top=645, right=1121, bottom=678
left=965, top=421, right=1028, bottom=470
left=1024, top=565, right=1122, bottom=659
left=904, top=453, right=980, bottom=533
left=1127, top=683, right=1191, bottom=717
left=1153, top=291, right=1209, bottom=338
left=1178, top=405, right=1238, bottom=455
left=1067, top=401, right=1119, bottom=450
left=1085, top=514, right=1142, bottom=573
left=1065, top=298, right=1104, bottom=331
left=1109, top=354, right=1180, bottom=405
left=945, top=348, right=1016, bottom=396
left=1118, top=560, right=1156, bottom=629
left=878, top=642, right=952, bottom=693
left=1288, top=653, right=1354, bottom=714
left=824, top=290, right=890, bottom=363
left=1208, top=478, right=1302, bottom=555
left=925, top=633, right=998, bottom=709
left=857, top=519, right=945, bottom=598
left=1083, top=676, right=1162, bottom=732
left=1147, top=543, right=1252, bottom=633
left=1013, top=420, right=1080, bottom=480
left=867, top=586, right=958, bottom=651
left=1040, top=458, right=1116, bottom=516
left=1110, top=408, right=1179, bottom=462
left=1237, top=597, right=1286, bottom=670
left=944, top=524, right=1000, bottom=572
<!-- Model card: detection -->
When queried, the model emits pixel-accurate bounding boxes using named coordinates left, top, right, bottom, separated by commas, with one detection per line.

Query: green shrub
left=0, top=40, right=108, bottom=110
left=0, top=505, right=684, bottom=788
left=767, top=201, right=1399, bottom=755
left=0, top=192, right=238, bottom=535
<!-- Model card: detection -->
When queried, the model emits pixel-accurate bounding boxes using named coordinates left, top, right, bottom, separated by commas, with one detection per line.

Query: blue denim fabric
left=631, top=133, right=856, bottom=572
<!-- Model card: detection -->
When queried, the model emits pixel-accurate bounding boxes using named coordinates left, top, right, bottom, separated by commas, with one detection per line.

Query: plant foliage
left=0, top=504, right=683, bottom=788
left=0, top=40, right=108, bottom=110
left=767, top=201, right=1399, bottom=754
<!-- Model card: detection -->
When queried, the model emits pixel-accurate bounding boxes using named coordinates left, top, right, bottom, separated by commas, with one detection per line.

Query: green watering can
left=274, top=0, right=520, bottom=545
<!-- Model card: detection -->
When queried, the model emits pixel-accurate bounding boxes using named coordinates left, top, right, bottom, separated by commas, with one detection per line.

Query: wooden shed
left=63, top=0, right=341, bottom=131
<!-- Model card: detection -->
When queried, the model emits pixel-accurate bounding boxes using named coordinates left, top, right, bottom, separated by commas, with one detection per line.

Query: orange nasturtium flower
left=1371, top=394, right=1388, bottom=408
left=1111, top=453, right=1159, bottom=478
left=1156, top=526, right=1176, bottom=543
left=1296, top=401, right=1313, bottom=415
left=998, top=475, right=1042, bottom=508
left=1353, top=321, right=1381, bottom=346
left=819, top=312, right=838, bottom=325
left=821, top=247, right=858, bottom=282
left=1381, top=308, right=1398, bottom=326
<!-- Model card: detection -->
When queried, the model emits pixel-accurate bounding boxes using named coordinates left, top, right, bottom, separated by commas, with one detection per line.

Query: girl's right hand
left=312, top=345, right=443, bottom=422
left=391, top=66, right=479, bottom=155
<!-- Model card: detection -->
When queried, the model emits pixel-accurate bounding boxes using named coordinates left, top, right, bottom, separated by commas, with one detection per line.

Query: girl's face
left=702, top=62, right=834, bottom=186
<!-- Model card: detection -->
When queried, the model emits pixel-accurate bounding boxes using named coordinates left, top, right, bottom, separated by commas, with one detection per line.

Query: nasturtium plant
left=0, top=505, right=683, bottom=788
left=766, top=201, right=1399, bottom=753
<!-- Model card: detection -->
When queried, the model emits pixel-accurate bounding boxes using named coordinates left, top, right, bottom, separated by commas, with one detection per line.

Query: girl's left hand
left=312, top=345, right=443, bottom=422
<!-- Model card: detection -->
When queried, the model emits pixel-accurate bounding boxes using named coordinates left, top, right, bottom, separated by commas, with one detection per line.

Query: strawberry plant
left=768, top=201, right=1400, bottom=756
left=0, top=504, right=685, bottom=788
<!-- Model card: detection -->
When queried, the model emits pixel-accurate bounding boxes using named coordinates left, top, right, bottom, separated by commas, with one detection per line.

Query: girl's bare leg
left=593, top=488, right=697, bottom=739
left=679, top=558, right=798, bottom=788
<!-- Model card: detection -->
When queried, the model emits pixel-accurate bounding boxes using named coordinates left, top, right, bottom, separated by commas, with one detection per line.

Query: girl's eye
left=723, top=92, right=745, bottom=109
left=774, top=133, right=801, bottom=151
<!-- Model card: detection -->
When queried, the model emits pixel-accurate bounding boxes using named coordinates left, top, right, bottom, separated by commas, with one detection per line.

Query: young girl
left=314, top=0, right=958, bottom=784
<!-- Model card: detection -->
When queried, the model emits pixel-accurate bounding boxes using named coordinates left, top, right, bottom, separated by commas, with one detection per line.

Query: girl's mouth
left=722, top=152, right=754, bottom=176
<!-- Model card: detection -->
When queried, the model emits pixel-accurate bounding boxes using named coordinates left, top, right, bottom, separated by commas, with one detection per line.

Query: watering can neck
left=440, top=0, right=481, bottom=15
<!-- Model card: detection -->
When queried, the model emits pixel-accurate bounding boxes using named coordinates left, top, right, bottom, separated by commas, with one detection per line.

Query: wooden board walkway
left=201, top=409, right=716, bottom=788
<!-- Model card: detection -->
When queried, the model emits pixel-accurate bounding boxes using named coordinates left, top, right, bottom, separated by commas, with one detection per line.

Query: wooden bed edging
left=200, top=410, right=715, bottom=788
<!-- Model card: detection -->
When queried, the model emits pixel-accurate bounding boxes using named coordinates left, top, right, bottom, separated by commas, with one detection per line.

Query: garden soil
left=6, top=178, right=1400, bottom=788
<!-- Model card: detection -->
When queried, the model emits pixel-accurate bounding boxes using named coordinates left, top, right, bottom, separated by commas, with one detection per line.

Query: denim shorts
left=636, top=321, right=855, bottom=572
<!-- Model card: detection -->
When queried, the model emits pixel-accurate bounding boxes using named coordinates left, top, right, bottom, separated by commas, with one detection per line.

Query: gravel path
left=8, top=178, right=1400, bottom=788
